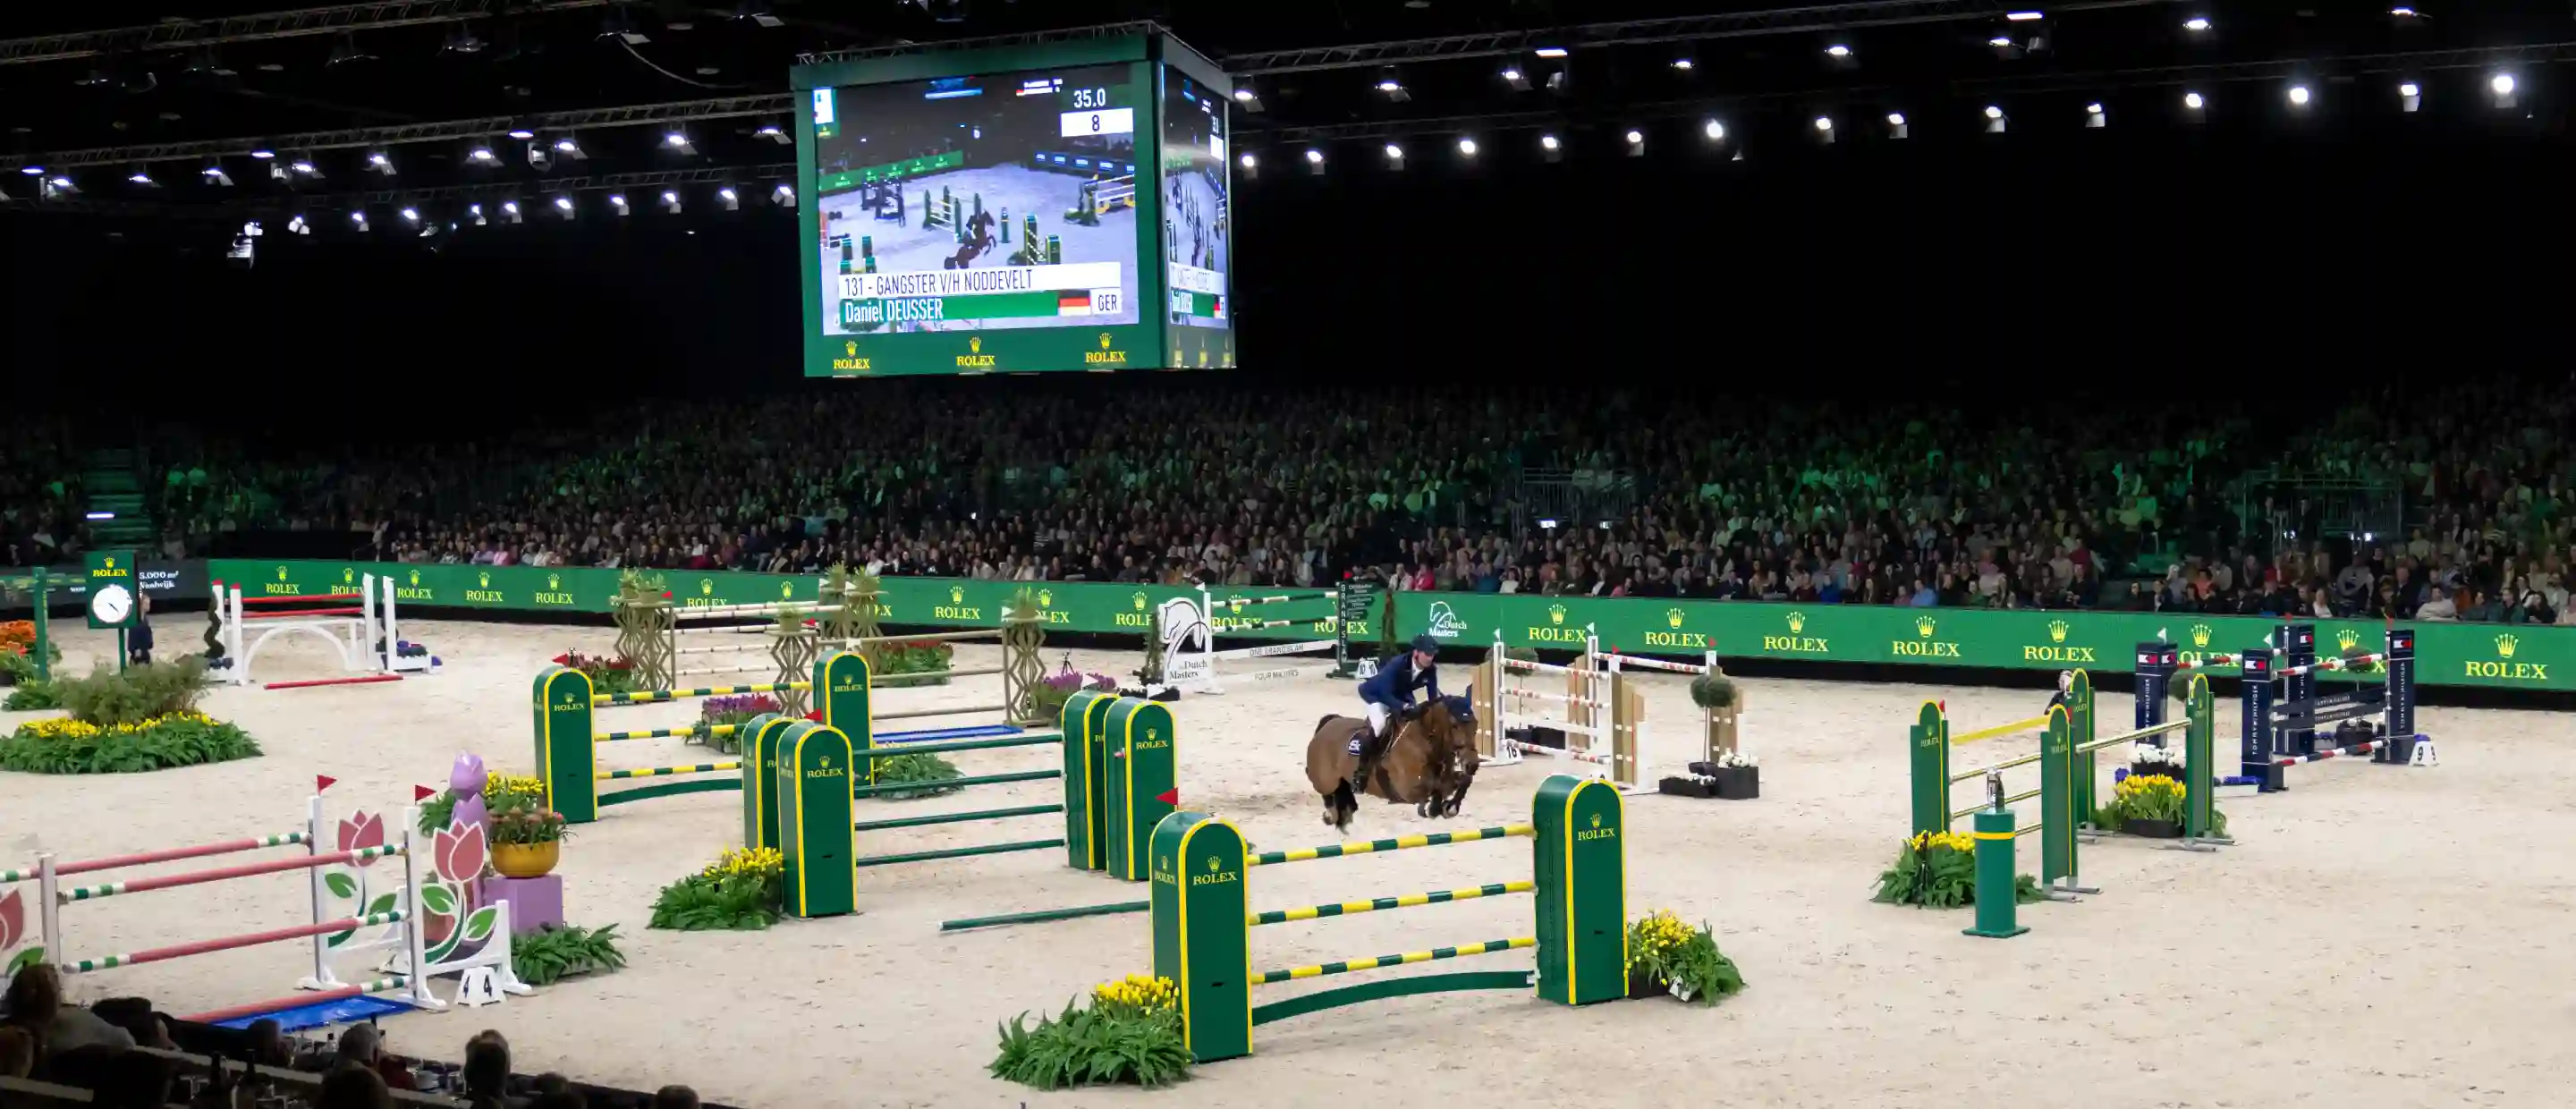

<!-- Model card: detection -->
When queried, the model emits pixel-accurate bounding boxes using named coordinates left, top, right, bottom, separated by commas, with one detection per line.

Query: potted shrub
left=483, top=775, right=569, bottom=877
left=1872, top=831, right=2043, bottom=909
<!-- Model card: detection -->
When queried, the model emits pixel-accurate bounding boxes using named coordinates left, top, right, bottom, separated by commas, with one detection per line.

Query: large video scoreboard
left=793, top=32, right=1234, bottom=376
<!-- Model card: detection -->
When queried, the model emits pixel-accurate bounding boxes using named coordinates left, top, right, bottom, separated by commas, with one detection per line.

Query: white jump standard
left=1157, top=582, right=1365, bottom=694
left=1471, top=630, right=1648, bottom=793
left=209, top=573, right=431, bottom=689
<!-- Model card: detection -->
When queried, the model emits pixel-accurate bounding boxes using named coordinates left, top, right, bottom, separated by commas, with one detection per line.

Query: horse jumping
left=1304, top=696, right=1480, bottom=831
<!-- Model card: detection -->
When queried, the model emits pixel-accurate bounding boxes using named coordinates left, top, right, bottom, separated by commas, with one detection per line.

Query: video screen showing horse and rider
left=811, top=63, right=1144, bottom=335
left=1160, top=72, right=1231, bottom=333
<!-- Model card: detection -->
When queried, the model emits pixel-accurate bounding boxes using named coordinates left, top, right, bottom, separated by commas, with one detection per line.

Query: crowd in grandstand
left=8, top=377, right=2572, bottom=625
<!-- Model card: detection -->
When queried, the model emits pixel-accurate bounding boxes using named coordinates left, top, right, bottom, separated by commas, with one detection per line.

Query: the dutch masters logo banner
left=206, top=560, right=2573, bottom=692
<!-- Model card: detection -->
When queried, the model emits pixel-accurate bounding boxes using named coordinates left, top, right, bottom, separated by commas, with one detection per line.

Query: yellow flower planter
left=491, top=840, right=560, bottom=879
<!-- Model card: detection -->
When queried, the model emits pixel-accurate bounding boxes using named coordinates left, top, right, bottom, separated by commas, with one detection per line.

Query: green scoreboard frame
left=793, top=31, right=1233, bottom=377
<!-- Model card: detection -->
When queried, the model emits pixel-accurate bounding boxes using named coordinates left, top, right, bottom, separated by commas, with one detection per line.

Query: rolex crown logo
left=104, top=556, right=115, bottom=569
left=1667, top=608, right=1685, bottom=629
left=2336, top=629, right=2360, bottom=652
left=844, top=340, right=857, bottom=357
left=2048, top=619, right=2069, bottom=644
left=1038, top=588, right=1053, bottom=606
left=969, top=335, right=982, bottom=354
left=276, top=567, right=289, bottom=580
left=950, top=586, right=965, bottom=603
left=1206, top=855, right=1220, bottom=873
left=1548, top=605, right=1566, bottom=625
left=343, top=568, right=355, bottom=583
left=781, top=581, right=793, bottom=598
left=479, top=572, right=491, bottom=588
left=1916, top=616, right=1936, bottom=638
left=549, top=574, right=562, bottom=589
left=820, top=755, right=833, bottom=768
left=2190, top=623, right=2212, bottom=648
left=699, top=580, right=714, bottom=595
left=1132, top=591, right=1148, bottom=611
left=1787, top=612, right=1806, bottom=634
left=1589, top=812, right=1602, bottom=829
left=1100, top=333, right=1113, bottom=350
left=2496, top=634, right=2518, bottom=659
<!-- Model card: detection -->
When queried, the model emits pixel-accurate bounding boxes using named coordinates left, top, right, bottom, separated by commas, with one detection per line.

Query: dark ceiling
left=3, top=1, right=2569, bottom=216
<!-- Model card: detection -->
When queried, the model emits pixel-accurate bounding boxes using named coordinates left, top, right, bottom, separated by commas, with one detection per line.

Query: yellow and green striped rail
left=598, top=762, right=738, bottom=781
left=1250, top=881, right=1533, bottom=926
left=593, top=681, right=809, bottom=706
left=596, top=724, right=741, bottom=742
left=1254, top=936, right=1536, bottom=984
left=1248, top=824, right=1532, bottom=868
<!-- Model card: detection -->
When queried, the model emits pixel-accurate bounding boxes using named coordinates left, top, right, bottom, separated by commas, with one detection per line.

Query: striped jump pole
left=940, top=900, right=1150, bottom=932
left=53, top=845, right=402, bottom=902
left=1151, top=775, right=1628, bottom=1064
left=2, top=828, right=309, bottom=885
left=61, top=910, right=408, bottom=974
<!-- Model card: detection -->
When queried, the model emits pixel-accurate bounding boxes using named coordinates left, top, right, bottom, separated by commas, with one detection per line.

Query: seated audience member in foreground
left=654, top=1086, right=702, bottom=1109
left=463, top=1029, right=517, bottom=1108
left=0, top=965, right=135, bottom=1062
left=319, top=1064, right=396, bottom=1109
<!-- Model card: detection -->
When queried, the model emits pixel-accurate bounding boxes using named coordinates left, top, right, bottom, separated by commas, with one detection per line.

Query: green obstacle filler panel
left=1906, top=700, right=1948, bottom=836
left=1149, top=811, right=1250, bottom=1063
left=1532, top=775, right=1627, bottom=1006
left=775, top=721, right=857, bottom=919
left=815, top=650, right=871, bottom=739
left=1062, top=689, right=1122, bottom=871
left=533, top=665, right=599, bottom=823
left=1103, top=697, right=1179, bottom=882
left=740, top=714, right=803, bottom=851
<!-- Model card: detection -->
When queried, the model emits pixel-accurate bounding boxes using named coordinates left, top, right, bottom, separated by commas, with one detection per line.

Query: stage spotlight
left=289, top=158, right=318, bottom=176
left=661, top=190, right=682, bottom=214
left=1383, top=143, right=1404, bottom=171
left=2491, top=73, right=2518, bottom=109
left=555, top=195, right=575, bottom=211
left=1375, top=77, right=1411, bottom=104
left=717, top=187, right=740, bottom=211
left=1539, top=133, right=1562, bottom=164
left=554, top=137, right=587, bottom=160
left=2085, top=102, right=2106, bottom=128
left=366, top=152, right=394, bottom=175
left=609, top=194, right=630, bottom=216
left=2400, top=81, right=2422, bottom=113
left=1624, top=129, right=1645, bottom=157
left=202, top=165, right=233, bottom=186
left=1672, top=58, right=1693, bottom=72
left=250, top=148, right=275, bottom=161
left=1703, top=119, right=1725, bottom=141
left=664, top=130, right=695, bottom=154
left=1456, top=137, right=1478, bottom=158
left=2288, top=85, right=2311, bottom=107
left=400, top=207, right=419, bottom=224
left=2184, top=90, right=2206, bottom=112
left=1985, top=105, right=2007, bottom=133
left=126, top=168, right=157, bottom=187
left=1534, top=46, right=1568, bottom=58
left=774, top=183, right=795, bottom=205
left=1304, top=148, right=1326, bottom=176
left=499, top=200, right=521, bottom=224
left=757, top=124, right=790, bottom=145
left=1233, top=87, right=1264, bottom=113
left=466, top=203, right=486, bottom=226
left=1826, top=44, right=1852, bottom=59
left=507, top=128, right=536, bottom=140
left=350, top=209, right=368, bottom=228
left=1501, top=67, right=1530, bottom=92
left=2184, top=16, right=2211, bottom=32
left=467, top=145, right=496, bottom=165
left=2005, top=10, right=2043, bottom=20
left=1885, top=112, right=1908, bottom=139
left=1814, top=115, right=1835, bottom=144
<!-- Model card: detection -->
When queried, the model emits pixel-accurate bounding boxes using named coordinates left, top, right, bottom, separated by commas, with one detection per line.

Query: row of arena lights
left=194, top=182, right=793, bottom=237
left=13, top=123, right=792, bottom=195
left=1237, top=8, right=2459, bottom=112
left=1241, top=71, right=2526, bottom=174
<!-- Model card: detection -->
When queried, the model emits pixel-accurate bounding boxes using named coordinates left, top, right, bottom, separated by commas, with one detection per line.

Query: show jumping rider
left=1352, top=634, right=1444, bottom=791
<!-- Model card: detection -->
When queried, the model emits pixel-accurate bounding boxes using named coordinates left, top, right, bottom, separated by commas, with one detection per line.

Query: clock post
left=83, top=549, right=140, bottom=672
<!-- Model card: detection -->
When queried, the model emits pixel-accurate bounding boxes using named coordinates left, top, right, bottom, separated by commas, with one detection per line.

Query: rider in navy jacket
left=1352, top=635, right=1444, bottom=788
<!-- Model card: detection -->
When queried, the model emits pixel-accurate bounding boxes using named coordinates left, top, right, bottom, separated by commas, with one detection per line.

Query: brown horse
left=1304, top=696, right=1482, bottom=832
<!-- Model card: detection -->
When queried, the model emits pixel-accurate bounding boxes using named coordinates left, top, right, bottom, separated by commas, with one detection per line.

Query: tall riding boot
left=1349, top=726, right=1387, bottom=795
